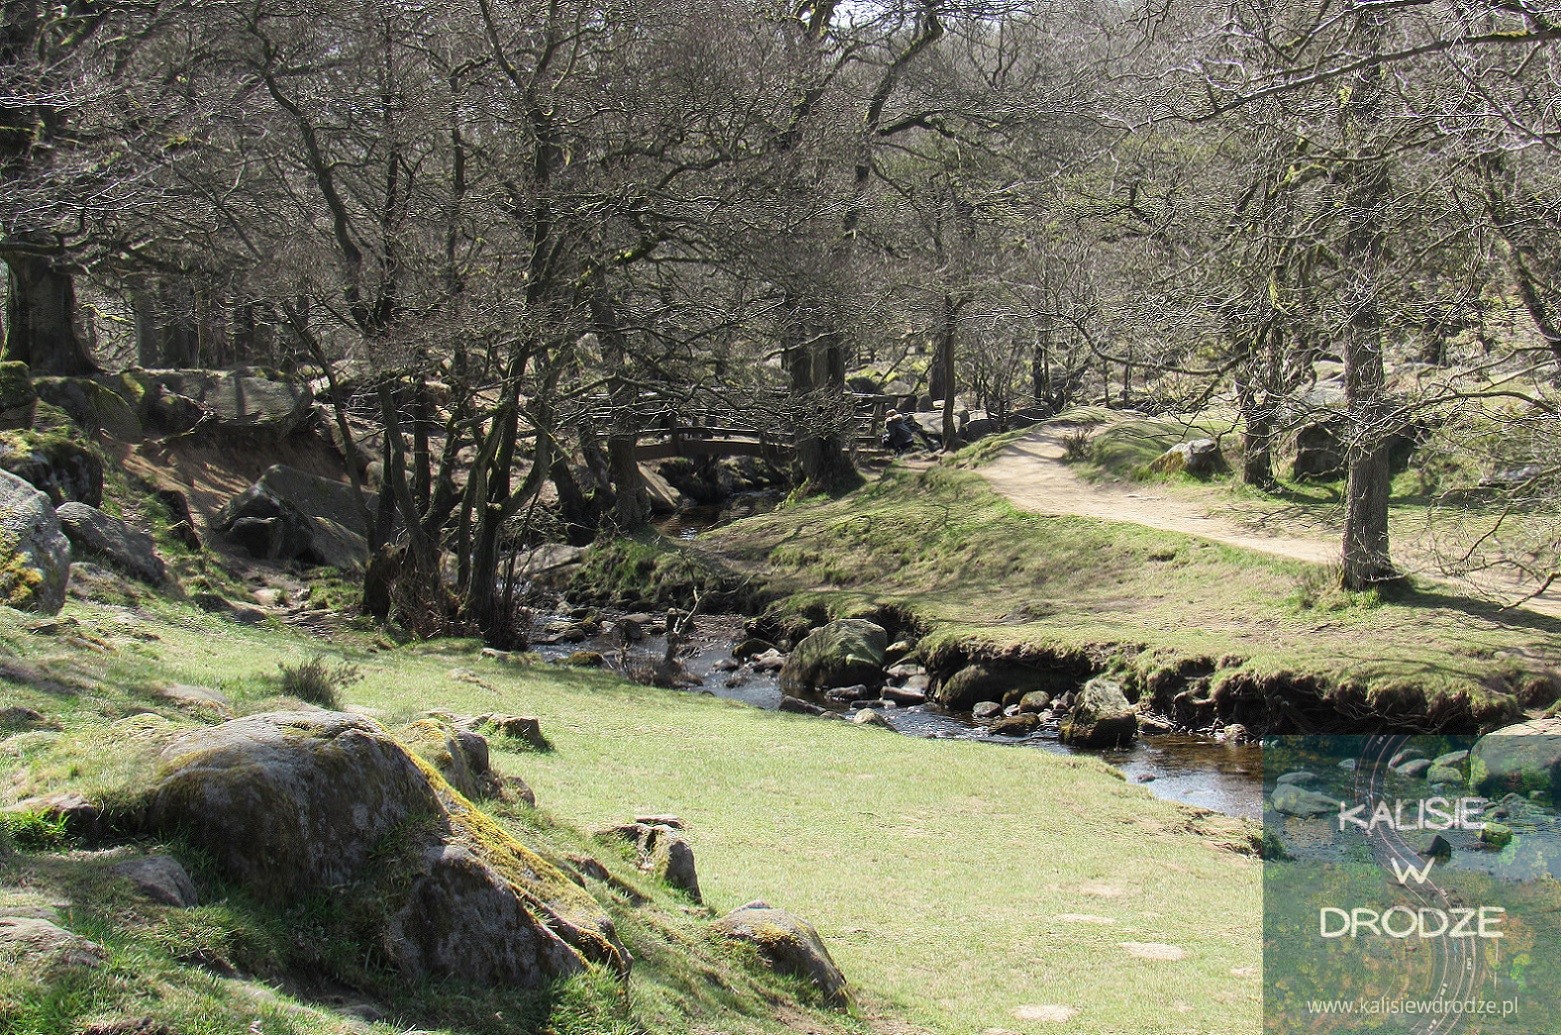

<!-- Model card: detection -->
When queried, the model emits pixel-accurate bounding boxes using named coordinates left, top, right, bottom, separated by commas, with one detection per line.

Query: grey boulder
left=714, top=901, right=850, bottom=1007
left=55, top=502, right=167, bottom=585
left=0, top=470, right=70, bottom=613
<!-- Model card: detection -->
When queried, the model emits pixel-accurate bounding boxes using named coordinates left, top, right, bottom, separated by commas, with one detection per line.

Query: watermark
left=1264, top=734, right=1561, bottom=1033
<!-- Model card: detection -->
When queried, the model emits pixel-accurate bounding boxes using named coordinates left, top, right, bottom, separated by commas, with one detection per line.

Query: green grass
left=713, top=465, right=1561, bottom=728
left=0, top=595, right=1260, bottom=1035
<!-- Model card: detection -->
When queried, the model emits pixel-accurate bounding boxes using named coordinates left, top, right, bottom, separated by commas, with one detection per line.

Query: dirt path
left=981, top=426, right=1561, bottom=618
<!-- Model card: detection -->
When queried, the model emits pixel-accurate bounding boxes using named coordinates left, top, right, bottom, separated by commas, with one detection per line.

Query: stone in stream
left=750, top=649, right=786, bottom=673
left=881, top=686, right=927, bottom=707
left=824, top=684, right=873, bottom=705
left=1394, top=758, right=1433, bottom=779
left=1470, top=719, right=1561, bottom=800
left=989, top=714, right=1041, bottom=737
left=779, top=620, right=888, bottom=693
left=1270, top=783, right=1337, bottom=818
left=1059, top=678, right=1138, bottom=749
left=1275, top=771, right=1319, bottom=786
left=1425, top=765, right=1463, bottom=786
left=779, top=696, right=825, bottom=716
left=733, top=637, right=776, bottom=659
left=852, top=709, right=894, bottom=730
left=1434, top=749, right=1470, bottom=770
left=972, top=701, right=1003, bottom=721
left=1018, top=691, right=1052, bottom=714
left=1388, top=748, right=1427, bottom=769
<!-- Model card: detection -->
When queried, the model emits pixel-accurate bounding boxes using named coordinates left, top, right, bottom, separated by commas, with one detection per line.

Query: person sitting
left=881, top=410, right=916, bottom=455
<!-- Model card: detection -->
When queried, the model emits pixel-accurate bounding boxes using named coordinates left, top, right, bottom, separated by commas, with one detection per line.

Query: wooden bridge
left=629, top=394, right=911, bottom=464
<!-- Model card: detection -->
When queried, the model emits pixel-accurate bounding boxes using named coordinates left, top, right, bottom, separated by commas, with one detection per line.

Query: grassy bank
left=712, top=464, right=1561, bottom=730
left=1, top=597, right=1260, bottom=1035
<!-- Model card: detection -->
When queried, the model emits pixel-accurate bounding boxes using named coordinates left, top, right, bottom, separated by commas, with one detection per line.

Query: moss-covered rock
left=0, top=469, right=70, bottom=614
left=0, top=361, right=36, bottom=428
left=150, top=711, right=445, bottom=902
left=145, top=710, right=629, bottom=986
left=1470, top=719, right=1561, bottom=801
left=1059, top=677, right=1139, bottom=748
left=398, top=717, right=497, bottom=801
left=0, top=428, right=102, bottom=507
left=567, top=536, right=762, bottom=612
left=713, top=901, right=850, bottom=1008
left=779, top=619, right=888, bottom=693
left=32, top=375, right=143, bottom=440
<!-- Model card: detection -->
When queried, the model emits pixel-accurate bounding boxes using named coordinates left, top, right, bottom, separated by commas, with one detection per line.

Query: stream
left=531, top=607, right=1264, bottom=821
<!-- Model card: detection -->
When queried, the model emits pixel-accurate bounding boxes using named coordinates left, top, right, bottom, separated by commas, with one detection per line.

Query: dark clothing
left=883, top=416, right=916, bottom=454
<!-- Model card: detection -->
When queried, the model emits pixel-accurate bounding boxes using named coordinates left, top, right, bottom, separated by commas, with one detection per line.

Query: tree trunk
left=1338, top=4, right=1397, bottom=590
left=786, top=328, right=856, bottom=491
left=609, top=434, right=650, bottom=529
left=1238, top=388, right=1276, bottom=490
left=2, top=255, right=95, bottom=375
left=940, top=294, right=957, bottom=451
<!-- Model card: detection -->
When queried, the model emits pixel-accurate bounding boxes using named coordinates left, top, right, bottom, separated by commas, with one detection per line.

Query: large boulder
left=1148, top=438, right=1226, bottom=478
left=1292, top=420, right=1346, bottom=481
left=146, top=710, right=628, bottom=985
left=713, top=901, right=850, bottom=1008
left=1470, top=719, right=1561, bottom=801
left=134, top=368, right=314, bottom=442
left=32, top=376, right=143, bottom=440
left=780, top=619, right=889, bottom=693
left=385, top=844, right=585, bottom=986
left=55, top=503, right=167, bottom=585
left=1059, top=677, right=1139, bottom=748
left=214, top=465, right=371, bottom=569
left=0, top=429, right=102, bottom=507
left=934, top=661, right=1075, bottom=711
left=0, top=470, right=70, bottom=614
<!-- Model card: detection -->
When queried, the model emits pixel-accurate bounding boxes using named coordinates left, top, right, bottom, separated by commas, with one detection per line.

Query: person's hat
left=886, top=409, right=900, bottom=419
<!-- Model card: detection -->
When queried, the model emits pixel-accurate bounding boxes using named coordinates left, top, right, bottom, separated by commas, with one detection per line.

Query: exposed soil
left=981, top=425, right=1561, bottom=618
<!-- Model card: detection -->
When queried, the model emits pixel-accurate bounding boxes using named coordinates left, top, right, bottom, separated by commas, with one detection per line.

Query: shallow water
left=532, top=608, right=1263, bottom=819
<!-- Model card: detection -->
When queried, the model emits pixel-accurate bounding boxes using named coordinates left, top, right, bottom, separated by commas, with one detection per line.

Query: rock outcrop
left=779, top=619, right=888, bottom=693
left=146, top=710, right=628, bottom=986
left=134, top=368, right=314, bottom=443
left=0, top=470, right=70, bottom=614
left=55, top=503, right=168, bottom=586
left=215, top=465, right=373, bottom=569
left=0, top=430, right=102, bottom=507
left=713, top=901, right=850, bottom=1007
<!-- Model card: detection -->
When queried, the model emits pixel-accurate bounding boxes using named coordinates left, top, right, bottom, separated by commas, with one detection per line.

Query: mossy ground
left=1, top=595, right=1259, bottom=1035
left=712, top=463, right=1561, bottom=729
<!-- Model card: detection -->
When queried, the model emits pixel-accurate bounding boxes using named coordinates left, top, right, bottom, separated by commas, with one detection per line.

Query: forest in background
left=5, top=0, right=1561, bottom=640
